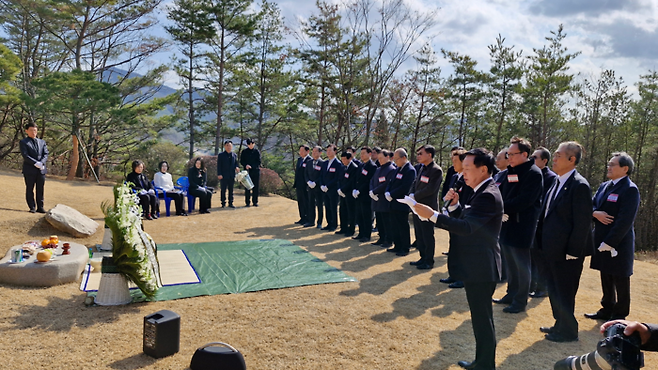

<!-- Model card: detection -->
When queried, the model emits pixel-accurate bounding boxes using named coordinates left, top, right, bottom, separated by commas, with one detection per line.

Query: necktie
left=545, top=182, right=559, bottom=215
left=313, top=160, right=317, bottom=167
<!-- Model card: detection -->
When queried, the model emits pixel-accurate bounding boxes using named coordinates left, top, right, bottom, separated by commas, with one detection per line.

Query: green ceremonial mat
left=88, top=239, right=357, bottom=303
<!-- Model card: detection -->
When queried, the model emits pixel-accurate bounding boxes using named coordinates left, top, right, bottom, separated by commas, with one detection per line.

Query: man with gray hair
left=585, top=152, right=640, bottom=321
left=384, top=148, right=416, bottom=256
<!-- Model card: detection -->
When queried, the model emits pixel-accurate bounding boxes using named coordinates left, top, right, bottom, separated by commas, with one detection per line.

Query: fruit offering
left=49, top=235, right=59, bottom=246
left=36, top=249, right=52, bottom=262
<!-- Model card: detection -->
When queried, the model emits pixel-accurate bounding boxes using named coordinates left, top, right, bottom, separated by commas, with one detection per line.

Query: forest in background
left=1, top=0, right=657, bottom=250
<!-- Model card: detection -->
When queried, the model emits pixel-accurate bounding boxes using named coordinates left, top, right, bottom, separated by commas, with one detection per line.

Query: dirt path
left=1, top=169, right=656, bottom=369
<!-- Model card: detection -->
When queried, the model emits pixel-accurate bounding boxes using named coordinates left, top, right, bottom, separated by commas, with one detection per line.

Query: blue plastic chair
left=176, top=176, right=196, bottom=212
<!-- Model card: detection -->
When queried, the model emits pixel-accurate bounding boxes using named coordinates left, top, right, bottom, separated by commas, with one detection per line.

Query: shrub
left=259, top=168, right=284, bottom=195
left=186, top=155, right=218, bottom=188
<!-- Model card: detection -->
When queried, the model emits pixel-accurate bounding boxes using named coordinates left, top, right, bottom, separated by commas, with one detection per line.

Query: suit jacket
left=305, top=158, right=325, bottom=186
left=354, top=160, right=377, bottom=201
left=589, top=176, right=640, bottom=277
left=293, top=156, right=312, bottom=189
left=498, top=160, right=544, bottom=248
left=20, top=136, right=49, bottom=175
left=187, top=167, right=208, bottom=189
left=435, top=179, right=503, bottom=282
left=240, top=147, right=261, bottom=170
left=447, top=173, right=473, bottom=208
left=411, top=161, right=443, bottom=210
left=370, top=162, right=396, bottom=212
left=126, top=171, right=154, bottom=192
left=339, top=161, right=359, bottom=194
left=441, top=166, right=456, bottom=198
left=217, top=151, right=239, bottom=178
left=538, top=170, right=593, bottom=260
left=642, top=323, right=658, bottom=352
left=385, top=161, right=416, bottom=212
left=320, top=157, right=342, bottom=190
left=541, top=167, right=558, bottom=199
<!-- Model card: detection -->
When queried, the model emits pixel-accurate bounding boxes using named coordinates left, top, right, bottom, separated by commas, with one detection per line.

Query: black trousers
left=546, top=258, right=583, bottom=339
left=501, top=244, right=531, bottom=308
left=599, top=272, right=631, bottom=319
left=413, top=214, right=436, bottom=265
left=24, top=172, right=45, bottom=211
left=339, top=195, right=356, bottom=234
left=323, top=189, right=339, bottom=229
left=308, top=187, right=324, bottom=225
left=189, top=187, right=212, bottom=212
left=375, top=212, right=392, bottom=244
left=137, top=192, right=158, bottom=216
left=530, top=247, right=547, bottom=293
left=244, top=169, right=260, bottom=205
left=389, top=210, right=411, bottom=252
left=355, top=199, right=372, bottom=238
left=464, top=281, right=497, bottom=370
left=165, top=191, right=186, bottom=214
left=220, top=177, right=235, bottom=206
left=296, top=186, right=309, bottom=223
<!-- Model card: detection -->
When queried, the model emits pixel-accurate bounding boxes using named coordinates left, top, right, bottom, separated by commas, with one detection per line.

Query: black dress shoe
left=416, top=263, right=434, bottom=270
left=245, top=204, right=251, bottom=207
left=503, top=305, right=526, bottom=313
left=334, top=229, right=346, bottom=235
left=529, top=290, right=547, bottom=298
left=321, top=226, right=330, bottom=230
left=449, top=281, right=464, bottom=288
left=179, top=212, right=188, bottom=216
left=584, top=312, right=611, bottom=321
left=228, top=204, right=235, bottom=208
left=303, top=223, right=314, bottom=227
left=351, top=235, right=363, bottom=239
left=395, top=250, right=409, bottom=256
left=325, top=227, right=337, bottom=232
left=253, top=204, right=259, bottom=207
left=357, top=237, right=370, bottom=242
left=545, top=332, right=578, bottom=342
left=380, top=243, right=392, bottom=248
left=441, top=251, right=449, bottom=256
left=539, top=326, right=554, bottom=334
left=410, top=259, right=423, bottom=266
left=36, top=208, right=46, bottom=213
left=295, top=220, right=304, bottom=225
left=457, top=360, right=477, bottom=369
left=144, top=214, right=153, bottom=220
left=440, top=277, right=456, bottom=284
left=151, top=213, right=158, bottom=219
left=386, top=247, right=400, bottom=253
left=372, top=239, right=384, bottom=245
left=29, top=208, right=36, bottom=213
left=316, top=224, right=322, bottom=229
left=493, top=297, right=513, bottom=305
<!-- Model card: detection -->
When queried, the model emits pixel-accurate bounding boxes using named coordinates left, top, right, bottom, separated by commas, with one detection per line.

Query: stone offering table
left=0, top=242, right=89, bottom=286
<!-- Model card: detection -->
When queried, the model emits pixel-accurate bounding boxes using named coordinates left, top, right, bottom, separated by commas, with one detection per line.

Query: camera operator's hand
left=601, top=320, right=651, bottom=346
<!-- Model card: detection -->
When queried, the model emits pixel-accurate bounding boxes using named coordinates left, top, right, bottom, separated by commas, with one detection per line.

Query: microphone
left=443, top=177, right=465, bottom=209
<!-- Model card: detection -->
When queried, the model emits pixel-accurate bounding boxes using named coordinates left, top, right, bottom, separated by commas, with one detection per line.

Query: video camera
left=554, top=323, right=644, bottom=370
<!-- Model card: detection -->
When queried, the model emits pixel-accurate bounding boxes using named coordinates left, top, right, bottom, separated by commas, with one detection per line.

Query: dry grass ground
left=0, top=168, right=657, bottom=370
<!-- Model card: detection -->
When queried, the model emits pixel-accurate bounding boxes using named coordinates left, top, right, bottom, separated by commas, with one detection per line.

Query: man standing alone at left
left=217, top=140, right=240, bottom=208
left=20, top=122, right=49, bottom=213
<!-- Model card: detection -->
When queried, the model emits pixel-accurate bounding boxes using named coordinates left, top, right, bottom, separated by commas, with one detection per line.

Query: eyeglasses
left=506, top=151, right=522, bottom=159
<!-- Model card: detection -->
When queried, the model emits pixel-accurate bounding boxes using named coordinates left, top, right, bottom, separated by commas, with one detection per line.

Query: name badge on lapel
left=361, top=169, right=368, bottom=175
left=396, top=173, right=403, bottom=179
left=420, top=176, right=429, bottom=183
left=507, top=174, right=519, bottom=183
left=314, top=165, right=321, bottom=171
left=329, top=167, right=336, bottom=173
left=344, top=173, right=350, bottom=178
left=379, top=176, right=385, bottom=183
left=607, top=193, right=619, bottom=202
left=302, top=163, right=306, bottom=168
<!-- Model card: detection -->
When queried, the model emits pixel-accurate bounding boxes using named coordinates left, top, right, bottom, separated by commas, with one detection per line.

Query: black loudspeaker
left=143, top=310, right=180, bottom=358
left=190, top=342, right=247, bottom=370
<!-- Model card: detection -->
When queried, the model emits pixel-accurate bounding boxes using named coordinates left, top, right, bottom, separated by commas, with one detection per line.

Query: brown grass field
left=0, top=169, right=656, bottom=370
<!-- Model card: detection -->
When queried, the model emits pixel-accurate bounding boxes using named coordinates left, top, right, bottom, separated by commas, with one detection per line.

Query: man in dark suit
left=240, top=138, right=261, bottom=207
left=585, top=152, right=640, bottom=321
left=304, top=146, right=325, bottom=228
left=370, top=150, right=396, bottom=247
left=537, top=141, right=592, bottom=342
left=529, top=146, right=557, bottom=298
left=384, top=148, right=416, bottom=256
left=409, top=145, right=443, bottom=270
left=293, top=145, right=312, bottom=225
left=352, top=147, right=377, bottom=242
left=320, top=144, right=342, bottom=231
left=217, top=140, right=240, bottom=208
left=19, top=122, right=49, bottom=213
left=494, top=137, right=543, bottom=314
left=441, top=146, right=463, bottom=199
left=413, top=148, right=503, bottom=370
left=337, top=152, right=358, bottom=236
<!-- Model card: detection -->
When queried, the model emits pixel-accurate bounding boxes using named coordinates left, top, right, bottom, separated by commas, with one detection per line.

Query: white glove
left=409, top=193, right=415, bottom=201
left=502, top=214, right=509, bottom=222
left=598, top=242, right=618, bottom=257
left=321, top=185, right=328, bottom=192
left=34, top=161, right=43, bottom=169
left=307, top=181, right=316, bottom=189
left=369, top=190, right=377, bottom=201
left=352, top=189, right=360, bottom=198
left=566, top=254, right=578, bottom=260
left=338, top=189, right=346, bottom=198
left=148, top=189, right=155, bottom=195
left=139, top=190, right=147, bottom=195
left=385, top=192, right=393, bottom=202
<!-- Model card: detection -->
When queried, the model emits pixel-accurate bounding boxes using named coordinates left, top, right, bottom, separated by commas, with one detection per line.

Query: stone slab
left=45, top=204, right=100, bottom=238
left=0, top=242, right=89, bottom=287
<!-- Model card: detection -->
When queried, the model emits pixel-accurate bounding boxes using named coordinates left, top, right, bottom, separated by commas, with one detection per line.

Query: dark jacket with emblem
left=498, top=160, right=544, bottom=249
left=20, top=136, right=49, bottom=175
left=217, top=151, right=239, bottom=178
left=411, top=161, right=443, bottom=210
left=320, top=158, right=343, bottom=190
left=370, top=162, right=396, bottom=212
left=305, top=158, right=325, bottom=185
left=589, top=176, right=640, bottom=277
left=385, top=161, right=416, bottom=212
left=354, top=160, right=377, bottom=202
left=339, top=161, right=359, bottom=194
left=293, top=156, right=312, bottom=189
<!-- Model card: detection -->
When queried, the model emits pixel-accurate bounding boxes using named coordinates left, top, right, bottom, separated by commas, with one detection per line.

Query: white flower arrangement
left=102, top=183, right=162, bottom=298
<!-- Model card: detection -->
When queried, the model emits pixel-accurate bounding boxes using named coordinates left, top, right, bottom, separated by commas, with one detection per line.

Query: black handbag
left=190, top=342, right=246, bottom=370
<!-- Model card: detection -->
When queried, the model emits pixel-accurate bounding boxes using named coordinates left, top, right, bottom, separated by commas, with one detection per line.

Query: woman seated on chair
left=153, top=160, right=188, bottom=216
left=126, top=160, right=159, bottom=220
left=188, top=157, right=213, bottom=214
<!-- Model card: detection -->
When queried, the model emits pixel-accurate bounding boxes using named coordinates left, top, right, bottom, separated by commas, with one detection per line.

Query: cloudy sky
left=154, top=0, right=658, bottom=93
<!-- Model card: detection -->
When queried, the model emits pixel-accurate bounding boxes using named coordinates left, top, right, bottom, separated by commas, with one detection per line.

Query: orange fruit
left=41, top=239, right=50, bottom=247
